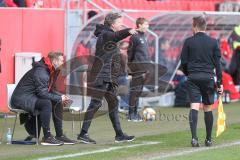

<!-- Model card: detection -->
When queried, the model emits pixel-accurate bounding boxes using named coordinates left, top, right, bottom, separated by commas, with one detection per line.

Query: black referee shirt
left=180, top=32, right=222, bottom=85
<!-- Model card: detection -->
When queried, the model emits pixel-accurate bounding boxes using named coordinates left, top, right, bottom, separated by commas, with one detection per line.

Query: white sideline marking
left=38, top=141, right=161, bottom=160
left=150, top=141, right=240, bottom=160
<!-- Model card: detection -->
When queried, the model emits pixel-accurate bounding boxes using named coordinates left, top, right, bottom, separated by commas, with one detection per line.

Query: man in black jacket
left=181, top=15, right=223, bottom=147
left=127, top=17, right=151, bottom=121
left=11, top=52, right=75, bottom=146
left=77, top=12, right=137, bottom=144
left=228, top=46, right=240, bottom=85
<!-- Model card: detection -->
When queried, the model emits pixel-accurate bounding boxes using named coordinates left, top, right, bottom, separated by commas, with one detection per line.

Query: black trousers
left=81, top=81, right=123, bottom=136
left=129, top=75, right=144, bottom=115
left=24, top=99, right=63, bottom=138
left=128, top=62, right=167, bottom=115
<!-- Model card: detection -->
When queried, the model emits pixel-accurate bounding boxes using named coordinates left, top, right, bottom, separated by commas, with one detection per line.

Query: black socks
left=189, top=109, right=213, bottom=141
left=204, top=111, right=213, bottom=140
left=189, top=109, right=198, bottom=139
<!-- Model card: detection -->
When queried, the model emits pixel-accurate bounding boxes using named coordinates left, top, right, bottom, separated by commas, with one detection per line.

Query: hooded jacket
left=91, top=24, right=131, bottom=85
left=11, top=58, right=62, bottom=114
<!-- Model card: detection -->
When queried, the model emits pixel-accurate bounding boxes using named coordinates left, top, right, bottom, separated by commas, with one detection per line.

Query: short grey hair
left=104, top=12, right=122, bottom=27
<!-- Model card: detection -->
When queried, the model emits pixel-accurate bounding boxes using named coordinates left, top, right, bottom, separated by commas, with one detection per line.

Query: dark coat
left=127, top=31, right=152, bottom=77
left=127, top=31, right=151, bottom=62
left=11, top=59, right=62, bottom=114
left=228, top=49, right=240, bottom=85
left=91, top=24, right=131, bottom=85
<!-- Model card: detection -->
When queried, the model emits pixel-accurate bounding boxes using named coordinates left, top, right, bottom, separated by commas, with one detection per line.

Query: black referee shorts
left=187, top=73, right=216, bottom=105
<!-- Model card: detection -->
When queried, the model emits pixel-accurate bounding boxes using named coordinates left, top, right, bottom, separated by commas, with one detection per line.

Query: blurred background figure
left=127, top=17, right=151, bottom=122
left=118, top=41, right=130, bottom=113
left=228, top=46, right=240, bottom=86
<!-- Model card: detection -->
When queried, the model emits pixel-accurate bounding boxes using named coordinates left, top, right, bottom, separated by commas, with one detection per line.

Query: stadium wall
left=0, top=8, right=65, bottom=112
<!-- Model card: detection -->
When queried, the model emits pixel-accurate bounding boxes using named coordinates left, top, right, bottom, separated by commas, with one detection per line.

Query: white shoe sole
left=41, top=142, right=63, bottom=146
left=133, top=119, right=143, bottom=122
left=115, top=137, right=135, bottom=143
left=79, top=139, right=96, bottom=144
left=80, top=140, right=90, bottom=144
left=63, top=142, right=76, bottom=145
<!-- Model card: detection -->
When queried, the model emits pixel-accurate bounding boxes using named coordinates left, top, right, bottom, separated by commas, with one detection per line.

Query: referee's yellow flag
left=216, top=96, right=226, bottom=137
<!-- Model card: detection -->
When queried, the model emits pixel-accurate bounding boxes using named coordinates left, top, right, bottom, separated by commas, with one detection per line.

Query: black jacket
left=11, top=59, right=62, bottom=114
left=91, top=24, right=131, bottom=85
left=228, top=49, right=240, bottom=85
left=181, top=32, right=222, bottom=84
left=127, top=31, right=151, bottom=62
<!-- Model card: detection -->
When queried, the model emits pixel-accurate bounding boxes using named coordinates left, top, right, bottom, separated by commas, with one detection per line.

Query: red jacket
left=4, top=0, right=17, bottom=7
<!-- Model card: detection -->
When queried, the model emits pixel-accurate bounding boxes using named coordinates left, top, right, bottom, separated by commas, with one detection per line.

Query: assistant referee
left=180, top=15, right=223, bottom=147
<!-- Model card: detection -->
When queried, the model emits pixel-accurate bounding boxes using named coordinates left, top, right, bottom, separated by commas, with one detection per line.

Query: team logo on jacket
left=140, top=38, right=145, bottom=44
left=103, top=41, right=117, bottom=52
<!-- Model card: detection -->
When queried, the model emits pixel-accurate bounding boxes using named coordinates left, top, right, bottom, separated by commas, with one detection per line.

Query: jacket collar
left=43, top=57, right=55, bottom=75
left=195, top=32, right=206, bottom=36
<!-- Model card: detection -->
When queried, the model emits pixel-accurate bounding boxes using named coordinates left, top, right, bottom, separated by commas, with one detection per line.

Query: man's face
left=161, top=40, right=170, bottom=51
left=52, top=56, right=64, bottom=69
left=138, top=21, right=149, bottom=33
left=112, top=17, right=124, bottom=32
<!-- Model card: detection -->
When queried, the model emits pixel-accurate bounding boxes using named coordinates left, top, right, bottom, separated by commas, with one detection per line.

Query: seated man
left=11, top=52, right=75, bottom=146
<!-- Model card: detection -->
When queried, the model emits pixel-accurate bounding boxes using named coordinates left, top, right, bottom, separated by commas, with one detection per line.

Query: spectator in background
left=118, top=41, right=130, bottom=112
left=159, top=37, right=170, bottom=60
left=69, top=10, right=98, bottom=93
left=158, top=37, right=170, bottom=67
left=158, top=37, right=176, bottom=81
left=13, top=0, right=26, bottom=7
left=88, top=10, right=98, bottom=20
left=74, top=10, right=98, bottom=57
left=86, top=10, right=98, bottom=55
left=3, top=0, right=17, bottom=7
left=33, top=0, right=44, bottom=8
left=229, top=25, right=240, bottom=50
left=228, top=46, right=240, bottom=85
left=3, top=0, right=26, bottom=7
left=0, top=0, right=7, bottom=6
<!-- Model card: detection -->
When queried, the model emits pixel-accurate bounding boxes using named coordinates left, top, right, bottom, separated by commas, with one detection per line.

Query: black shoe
left=115, top=134, right=135, bottom=143
left=24, top=135, right=35, bottom=141
left=56, top=135, right=77, bottom=145
left=133, top=114, right=143, bottom=122
left=77, top=134, right=96, bottom=144
left=205, top=139, right=212, bottom=147
left=41, top=135, right=64, bottom=146
left=128, top=113, right=135, bottom=121
left=191, top=138, right=200, bottom=147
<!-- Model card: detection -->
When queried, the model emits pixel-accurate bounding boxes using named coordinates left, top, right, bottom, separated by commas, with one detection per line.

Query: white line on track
left=150, top=141, right=240, bottom=160
left=37, top=141, right=161, bottom=160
